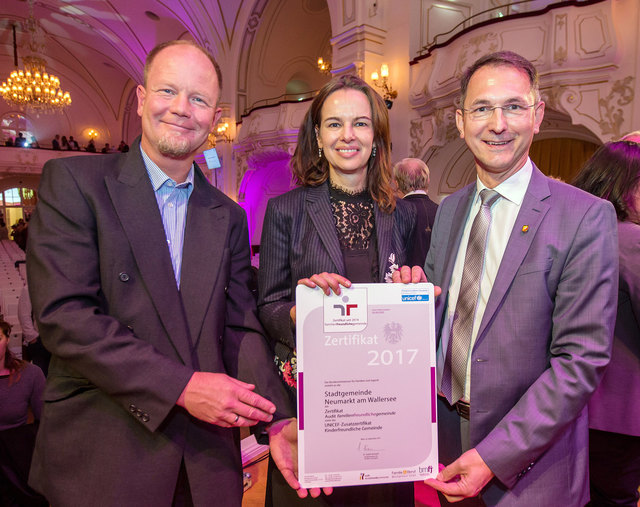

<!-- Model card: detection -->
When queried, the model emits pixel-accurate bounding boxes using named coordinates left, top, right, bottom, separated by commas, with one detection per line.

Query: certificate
left=296, top=283, right=438, bottom=489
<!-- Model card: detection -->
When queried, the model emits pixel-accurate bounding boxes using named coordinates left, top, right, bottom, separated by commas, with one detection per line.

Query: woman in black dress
left=258, top=75, right=416, bottom=506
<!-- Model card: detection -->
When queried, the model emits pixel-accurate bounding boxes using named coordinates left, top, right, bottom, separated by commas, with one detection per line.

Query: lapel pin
left=522, top=225, right=529, bottom=233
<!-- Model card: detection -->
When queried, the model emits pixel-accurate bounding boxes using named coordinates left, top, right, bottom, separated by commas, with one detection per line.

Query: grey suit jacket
left=589, top=220, right=640, bottom=437
left=27, top=139, right=292, bottom=507
left=258, top=182, right=415, bottom=357
left=425, top=166, right=618, bottom=506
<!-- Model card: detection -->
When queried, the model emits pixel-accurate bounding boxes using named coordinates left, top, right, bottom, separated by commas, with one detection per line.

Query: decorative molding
left=236, top=2, right=268, bottom=121
left=234, top=151, right=250, bottom=199
left=433, top=107, right=459, bottom=146
left=233, top=101, right=309, bottom=199
left=235, top=141, right=296, bottom=199
left=247, top=149, right=291, bottom=168
left=575, top=11, right=611, bottom=59
left=455, top=33, right=500, bottom=79
left=541, top=85, right=569, bottom=115
left=247, top=12, right=261, bottom=32
left=553, top=13, right=568, bottom=65
left=597, top=76, right=634, bottom=139
left=409, top=119, right=425, bottom=158
left=342, top=0, right=356, bottom=26
left=436, top=141, right=476, bottom=195
left=499, top=26, right=546, bottom=64
left=0, top=147, right=100, bottom=173
left=331, top=23, right=387, bottom=63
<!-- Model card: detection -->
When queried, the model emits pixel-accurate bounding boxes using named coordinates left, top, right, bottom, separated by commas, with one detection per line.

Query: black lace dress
left=328, top=182, right=379, bottom=283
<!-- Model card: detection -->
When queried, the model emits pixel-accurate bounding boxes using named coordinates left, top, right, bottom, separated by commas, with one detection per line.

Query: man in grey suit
left=394, top=157, right=439, bottom=267
left=398, top=52, right=618, bottom=505
left=27, top=40, right=296, bottom=506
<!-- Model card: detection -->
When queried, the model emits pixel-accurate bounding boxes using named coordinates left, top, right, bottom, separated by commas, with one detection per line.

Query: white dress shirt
left=438, top=159, right=533, bottom=402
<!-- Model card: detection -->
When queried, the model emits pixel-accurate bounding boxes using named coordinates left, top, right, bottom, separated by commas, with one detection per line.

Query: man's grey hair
left=393, top=158, right=430, bottom=195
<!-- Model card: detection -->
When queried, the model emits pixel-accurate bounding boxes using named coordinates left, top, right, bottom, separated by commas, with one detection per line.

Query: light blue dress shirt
left=140, top=147, right=194, bottom=287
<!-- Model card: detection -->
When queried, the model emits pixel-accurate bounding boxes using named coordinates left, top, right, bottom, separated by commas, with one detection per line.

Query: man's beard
left=157, top=133, right=193, bottom=159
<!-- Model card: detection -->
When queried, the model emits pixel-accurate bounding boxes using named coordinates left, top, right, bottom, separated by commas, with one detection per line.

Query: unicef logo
left=384, top=322, right=402, bottom=344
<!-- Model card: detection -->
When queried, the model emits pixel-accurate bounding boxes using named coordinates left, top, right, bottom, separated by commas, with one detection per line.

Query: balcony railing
left=417, top=0, right=603, bottom=58
left=242, top=91, right=316, bottom=119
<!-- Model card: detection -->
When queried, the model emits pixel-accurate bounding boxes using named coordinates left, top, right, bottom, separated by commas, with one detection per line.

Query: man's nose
left=487, top=107, right=507, bottom=132
left=170, top=93, right=190, bottom=116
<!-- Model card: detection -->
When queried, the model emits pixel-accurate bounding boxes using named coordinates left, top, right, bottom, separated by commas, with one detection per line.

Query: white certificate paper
left=296, top=283, right=438, bottom=489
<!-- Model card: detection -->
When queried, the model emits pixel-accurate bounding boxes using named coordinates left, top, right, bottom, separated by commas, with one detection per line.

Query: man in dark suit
left=396, top=51, right=618, bottom=505
left=27, top=40, right=296, bottom=506
left=394, top=157, right=439, bottom=267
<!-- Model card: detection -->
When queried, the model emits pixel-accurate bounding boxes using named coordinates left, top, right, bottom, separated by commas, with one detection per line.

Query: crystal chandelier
left=1, top=1, right=72, bottom=113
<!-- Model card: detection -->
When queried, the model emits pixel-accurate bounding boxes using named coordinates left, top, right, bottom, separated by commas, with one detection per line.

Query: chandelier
left=1, top=1, right=72, bottom=113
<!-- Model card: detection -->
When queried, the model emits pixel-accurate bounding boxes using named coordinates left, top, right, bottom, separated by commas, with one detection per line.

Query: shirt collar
left=475, top=157, right=532, bottom=206
left=404, top=190, right=428, bottom=197
left=140, top=146, right=195, bottom=191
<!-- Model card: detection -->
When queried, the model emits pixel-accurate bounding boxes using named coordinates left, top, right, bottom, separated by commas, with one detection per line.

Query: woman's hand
left=268, top=418, right=334, bottom=498
left=297, top=272, right=352, bottom=296
left=290, top=273, right=351, bottom=325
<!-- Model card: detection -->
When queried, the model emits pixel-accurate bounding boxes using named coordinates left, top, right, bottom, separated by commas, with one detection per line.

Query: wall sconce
left=87, top=128, right=99, bottom=139
left=216, top=121, right=233, bottom=143
left=371, top=64, right=398, bottom=109
left=317, top=56, right=332, bottom=75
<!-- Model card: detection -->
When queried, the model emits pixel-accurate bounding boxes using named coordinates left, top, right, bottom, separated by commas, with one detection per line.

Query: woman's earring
left=371, top=145, right=377, bottom=158
left=318, top=147, right=323, bottom=158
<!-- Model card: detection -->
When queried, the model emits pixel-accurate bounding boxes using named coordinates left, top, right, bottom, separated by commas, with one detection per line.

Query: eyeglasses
left=462, top=103, right=537, bottom=121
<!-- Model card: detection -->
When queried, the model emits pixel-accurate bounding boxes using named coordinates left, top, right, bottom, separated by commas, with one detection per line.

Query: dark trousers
left=436, top=398, right=486, bottom=507
left=0, top=425, right=48, bottom=507
left=22, top=338, right=51, bottom=377
left=172, top=459, right=193, bottom=507
left=265, top=456, right=414, bottom=507
left=588, top=429, right=640, bottom=507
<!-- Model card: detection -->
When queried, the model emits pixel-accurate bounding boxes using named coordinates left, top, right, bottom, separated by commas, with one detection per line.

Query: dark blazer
left=403, top=192, right=438, bottom=267
left=257, top=182, right=416, bottom=355
left=425, top=166, right=618, bottom=506
left=589, top=220, right=640, bottom=437
left=26, top=139, right=292, bottom=507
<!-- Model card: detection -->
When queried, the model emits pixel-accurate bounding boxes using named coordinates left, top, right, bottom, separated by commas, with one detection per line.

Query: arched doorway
left=237, top=150, right=296, bottom=257
left=529, top=138, right=600, bottom=183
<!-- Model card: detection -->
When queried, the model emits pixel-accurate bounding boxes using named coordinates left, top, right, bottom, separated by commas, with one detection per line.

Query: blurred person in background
left=0, top=319, right=47, bottom=507
left=573, top=140, right=640, bottom=507
left=393, top=157, right=439, bottom=267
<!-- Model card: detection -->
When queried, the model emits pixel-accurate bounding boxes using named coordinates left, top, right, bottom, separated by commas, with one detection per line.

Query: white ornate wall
left=408, top=0, right=639, bottom=198
left=2, top=0, right=638, bottom=213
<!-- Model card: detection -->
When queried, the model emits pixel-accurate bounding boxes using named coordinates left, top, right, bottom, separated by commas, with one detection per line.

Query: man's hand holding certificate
left=295, top=283, right=438, bottom=489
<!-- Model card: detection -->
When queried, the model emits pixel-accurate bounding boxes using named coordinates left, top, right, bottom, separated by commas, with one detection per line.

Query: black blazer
left=27, top=139, right=292, bottom=507
left=257, top=181, right=416, bottom=356
left=403, top=193, right=438, bottom=267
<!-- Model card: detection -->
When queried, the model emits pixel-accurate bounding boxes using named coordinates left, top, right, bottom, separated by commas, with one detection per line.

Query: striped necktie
left=442, top=188, right=501, bottom=404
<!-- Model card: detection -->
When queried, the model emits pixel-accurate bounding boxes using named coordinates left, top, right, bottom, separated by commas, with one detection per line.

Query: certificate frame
left=296, top=283, right=438, bottom=488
